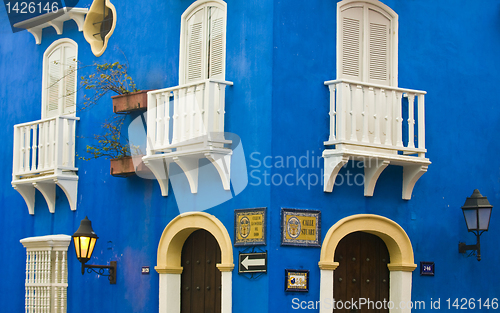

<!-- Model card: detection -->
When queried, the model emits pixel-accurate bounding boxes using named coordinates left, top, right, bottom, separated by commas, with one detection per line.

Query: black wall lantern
left=458, top=189, right=493, bottom=261
left=72, top=216, right=117, bottom=284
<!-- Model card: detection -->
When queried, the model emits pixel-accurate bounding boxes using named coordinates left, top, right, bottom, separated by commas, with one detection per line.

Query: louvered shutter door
left=367, top=8, right=390, bottom=85
left=339, top=6, right=363, bottom=81
left=45, top=48, right=62, bottom=118
left=186, top=8, right=206, bottom=83
left=208, top=6, right=225, bottom=79
left=63, top=45, right=77, bottom=114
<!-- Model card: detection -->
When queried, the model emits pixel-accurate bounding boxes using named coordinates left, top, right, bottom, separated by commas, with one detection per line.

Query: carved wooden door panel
left=334, top=232, right=390, bottom=313
left=181, top=229, right=222, bottom=313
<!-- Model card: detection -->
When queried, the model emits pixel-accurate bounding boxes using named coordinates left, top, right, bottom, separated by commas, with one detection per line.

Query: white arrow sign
left=241, top=256, right=266, bottom=270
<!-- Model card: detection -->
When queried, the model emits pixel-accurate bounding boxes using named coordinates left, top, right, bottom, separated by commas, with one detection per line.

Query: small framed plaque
left=234, top=208, right=266, bottom=246
left=285, top=269, right=309, bottom=292
left=281, top=208, right=321, bottom=247
left=420, top=262, right=435, bottom=276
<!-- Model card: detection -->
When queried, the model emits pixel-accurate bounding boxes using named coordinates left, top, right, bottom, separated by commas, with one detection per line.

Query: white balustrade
left=324, top=79, right=427, bottom=157
left=13, top=115, right=79, bottom=180
left=21, top=236, right=70, bottom=313
left=146, top=79, right=233, bottom=154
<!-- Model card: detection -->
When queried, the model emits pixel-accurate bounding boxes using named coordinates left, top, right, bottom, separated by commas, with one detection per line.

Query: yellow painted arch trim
left=156, top=212, right=234, bottom=273
left=320, top=214, right=417, bottom=272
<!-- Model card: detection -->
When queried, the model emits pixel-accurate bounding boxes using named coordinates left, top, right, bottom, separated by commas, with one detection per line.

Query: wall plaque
left=420, top=261, right=435, bottom=276
left=281, top=208, right=321, bottom=247
left=285, top=269, right=309, bottom=292
left=234, top=208, right=266, bottom=246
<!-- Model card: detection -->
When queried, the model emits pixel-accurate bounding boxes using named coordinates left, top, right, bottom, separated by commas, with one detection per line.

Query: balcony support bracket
left=143, top=147, right=232, bottom=196
left=205, top=152, right=231, bottom=191
left=12, top=184, right=35, bottom=215
left=55, top=176, right=78, bottom=211
left=323, top=155, right=350, bottom=193
left=143, top=158, right=170, bottom=196
left=364, top=160, right=390, bottom=197
left=402, top=164, right=428, bottom=200
left=33, top=182, right=56, bottom=213
left=12, top=173, right=78, bottom=215
left=173, top=156, right=200, bottom=194
left=323, top=149, right=430, bottom=199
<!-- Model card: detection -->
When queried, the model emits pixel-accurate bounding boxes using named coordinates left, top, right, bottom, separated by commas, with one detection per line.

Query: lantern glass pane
left=463, top=209, right=477, bottom=231
left=73, top=237, right=81, bottom=258
left=88, top=237, right=97, bottom=259
left=478, top=208, right=492, bottom=231
left=80, top=236, right=91, bottom=259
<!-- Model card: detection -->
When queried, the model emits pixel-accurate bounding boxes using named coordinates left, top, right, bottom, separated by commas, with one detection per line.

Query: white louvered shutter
left=63, top=45, right=77, bottom=114
left=46, top=47, right=62, bottom=118
left=367, top=8, right=390, bottom=85
left=208, top=6, right=225, bottom=79
left=185, top=8, right=206, bottom=83
left=339, top=6, right=363, bottom=81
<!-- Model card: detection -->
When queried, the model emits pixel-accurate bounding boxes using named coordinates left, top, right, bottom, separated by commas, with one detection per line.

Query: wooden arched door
left=334, top=232, right=390, bottom=313
left=181, top=229, right=222, bottom=313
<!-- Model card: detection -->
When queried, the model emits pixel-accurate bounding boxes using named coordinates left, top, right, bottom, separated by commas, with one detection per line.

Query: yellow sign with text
left=284, top=214, right=317, bottom=241
left=235, top=209, right=266, bottom=245
left=282, top=209, right=321, bottom=246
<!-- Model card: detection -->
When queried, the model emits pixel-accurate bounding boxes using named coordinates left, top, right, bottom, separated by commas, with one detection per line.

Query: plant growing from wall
left=79, top=61, right=139, bottom=111
left=80, top=115, right=146, bottom=177
left=80, top=115, right=133, bottom=161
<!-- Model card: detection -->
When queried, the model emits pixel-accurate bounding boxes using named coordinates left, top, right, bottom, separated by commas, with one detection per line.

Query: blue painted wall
left=1, top=0, right=500, bottom=312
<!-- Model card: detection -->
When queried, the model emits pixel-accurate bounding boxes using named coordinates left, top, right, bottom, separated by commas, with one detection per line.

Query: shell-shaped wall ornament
left=83, top=0, right=116, bottom=57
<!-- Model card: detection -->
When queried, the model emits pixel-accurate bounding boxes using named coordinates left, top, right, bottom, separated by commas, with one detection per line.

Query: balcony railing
left=146, top=79, right=233, bottom=154
left=12, top=115, right=78, bottom=180
left=144, top=79, right=233, bottom=196
left=324, top=79, right=427, bottom=157
left=323, top=79, right=430, bottom=199
left=12, top=115, right=79, bottom=214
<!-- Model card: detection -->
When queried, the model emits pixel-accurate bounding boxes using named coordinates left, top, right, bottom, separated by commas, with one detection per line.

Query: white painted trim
left=319, top=269, right=334, bottom=313
left=20, top=234, right=71, bottom=313
left=41, top=38, right=78, bottom=119
left=20, top=234, right=71, bottom=250
left=221, top=271, right=232, bottom=313
left=179, top=0, right=227, bottom=84
left=390, top=271, right=413, bottom=313
left=158, top=274, right=181, bottom=313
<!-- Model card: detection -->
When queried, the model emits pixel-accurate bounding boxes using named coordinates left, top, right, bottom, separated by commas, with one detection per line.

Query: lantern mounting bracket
left=81, top=261, right=117, bottom=284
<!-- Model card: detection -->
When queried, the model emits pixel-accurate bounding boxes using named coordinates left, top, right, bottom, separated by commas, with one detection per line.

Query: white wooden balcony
left=143, top=79, right=233, bottom=195
left=12, top=116, right=79, bottom=214
left=323, top=79, right=431, bottom=199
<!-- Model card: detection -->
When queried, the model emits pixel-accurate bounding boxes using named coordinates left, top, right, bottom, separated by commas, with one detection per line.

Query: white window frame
left=337, top=0, right=398, bottom=86
left=178, top=0, right=227, bottom=85
left=41, top=38, right=78, bottom=119
left=20, top=235, right=71, bottom=313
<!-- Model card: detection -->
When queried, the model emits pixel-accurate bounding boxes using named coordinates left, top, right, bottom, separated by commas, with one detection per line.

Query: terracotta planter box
left=110, top=156, right=150, bottom=177
left=112, top=90, right=151, bottom=113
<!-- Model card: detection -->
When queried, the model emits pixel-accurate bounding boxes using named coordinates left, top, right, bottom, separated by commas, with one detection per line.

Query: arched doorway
left=319, top=214, right=416, bottom=313
left=181, top=229, right=222, bottom=313
left=156, top=212, right=234, bottom=313
left=334, top=231, right=390, bottom=313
